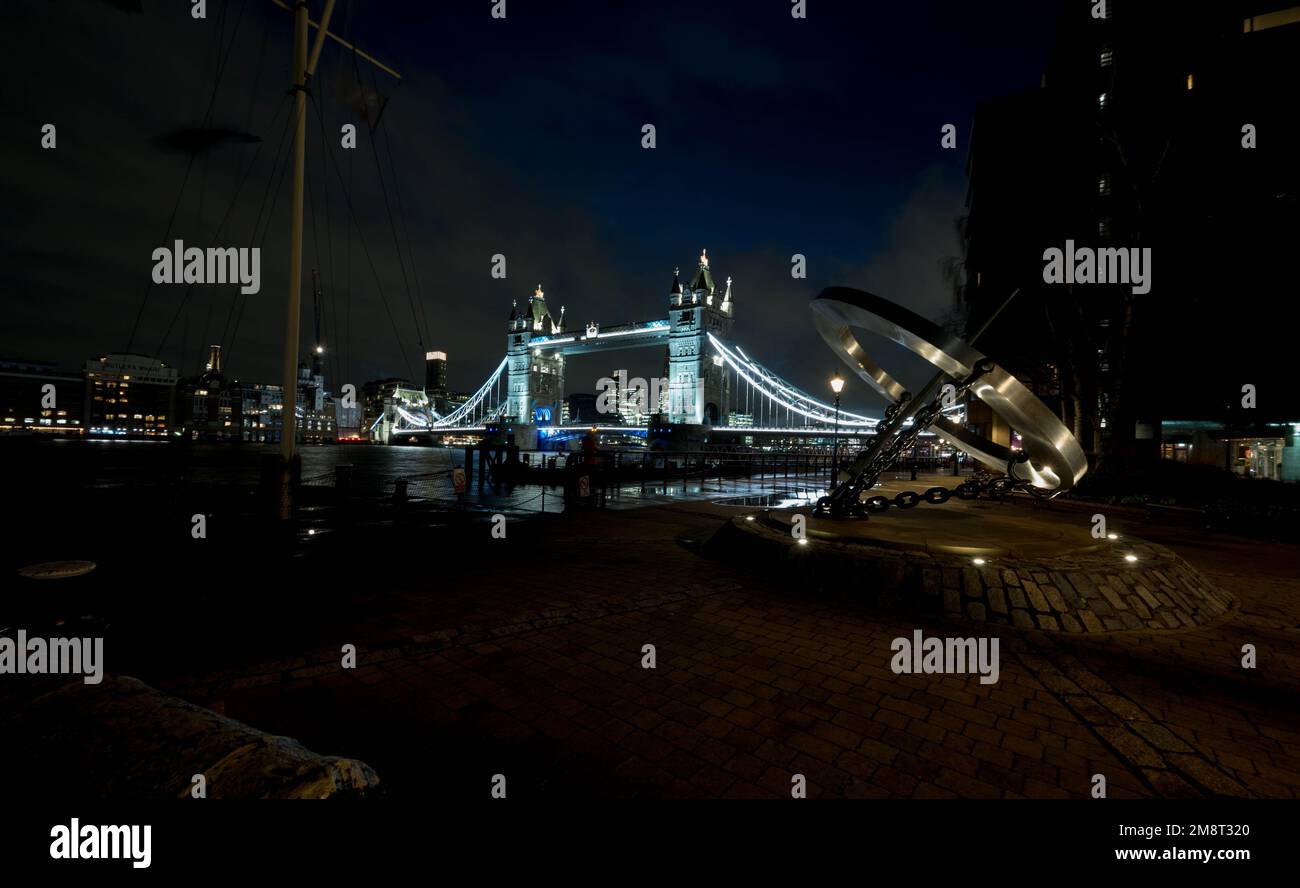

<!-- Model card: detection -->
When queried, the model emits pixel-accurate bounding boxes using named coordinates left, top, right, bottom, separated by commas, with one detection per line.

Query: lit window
left=1099, top=48, right=1113, bottom=67
left=1098, top=175, right=1111, bottom=195
left=1185, top=73, right=1194, bottom=90
left=1098, top=92, right=1109, bottom=110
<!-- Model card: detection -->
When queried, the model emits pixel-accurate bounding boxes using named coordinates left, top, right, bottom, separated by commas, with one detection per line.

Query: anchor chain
left=815, top=360, right=1054, bottom=518
left=848, top=468, right=1040, bottom=516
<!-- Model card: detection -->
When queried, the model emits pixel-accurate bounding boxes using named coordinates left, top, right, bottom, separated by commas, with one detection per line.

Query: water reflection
left=712, top=489, right=825, bottom=509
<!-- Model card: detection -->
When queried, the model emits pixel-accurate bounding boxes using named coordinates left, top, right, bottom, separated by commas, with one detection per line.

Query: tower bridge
left=377, top=250, right=896, bottom=445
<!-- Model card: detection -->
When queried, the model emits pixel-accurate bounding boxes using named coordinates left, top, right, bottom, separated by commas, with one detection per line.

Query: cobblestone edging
left=705, top=516, right=1235, bottom=635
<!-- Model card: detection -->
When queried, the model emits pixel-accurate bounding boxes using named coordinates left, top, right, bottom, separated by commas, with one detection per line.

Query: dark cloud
left=153, top=126, right=261, bottom=155
left=1, top=0, right=1055, bottom=414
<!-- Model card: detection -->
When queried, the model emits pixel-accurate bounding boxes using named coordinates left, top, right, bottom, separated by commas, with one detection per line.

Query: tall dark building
left=179, top=344, right=231, bottom=441
left=425, top=350, right=448, bottom=395
left=963, top=0, right=1300, bottom=475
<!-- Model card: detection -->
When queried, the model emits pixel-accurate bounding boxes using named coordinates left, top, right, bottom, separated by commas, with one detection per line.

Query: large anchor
left=811, top=286, right=1088, bottom=518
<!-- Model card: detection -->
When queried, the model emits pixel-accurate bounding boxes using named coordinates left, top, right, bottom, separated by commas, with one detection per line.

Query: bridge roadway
left=527, top=320, right=670, bottom=355
left=390, top=423, right=941, bottom=438
left=384, top=423, right=894, bottom=436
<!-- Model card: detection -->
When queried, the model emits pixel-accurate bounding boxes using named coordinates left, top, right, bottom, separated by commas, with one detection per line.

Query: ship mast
left=272, top=0, right=400, bottom=519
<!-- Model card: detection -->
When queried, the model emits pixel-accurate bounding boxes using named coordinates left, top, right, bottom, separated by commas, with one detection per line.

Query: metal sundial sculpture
left=811, top=286, right=1089, bottom=518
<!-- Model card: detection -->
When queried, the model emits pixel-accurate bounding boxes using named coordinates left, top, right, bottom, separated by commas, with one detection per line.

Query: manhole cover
left=17, top=560, right=97, bottom=580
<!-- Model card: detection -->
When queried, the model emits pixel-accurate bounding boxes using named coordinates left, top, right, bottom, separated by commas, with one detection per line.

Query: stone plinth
left=705, top=486, right=1233, bottom=634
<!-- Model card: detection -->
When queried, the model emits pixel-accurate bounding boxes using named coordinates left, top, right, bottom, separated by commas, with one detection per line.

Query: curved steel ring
left=812, top=286, right=1088, bottom=493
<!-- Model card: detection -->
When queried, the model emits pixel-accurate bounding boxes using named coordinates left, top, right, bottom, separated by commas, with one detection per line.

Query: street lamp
left=830, top=373, right=845, bottom=485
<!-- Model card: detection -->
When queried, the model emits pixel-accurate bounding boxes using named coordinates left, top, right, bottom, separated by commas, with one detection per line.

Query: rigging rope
left=362, top=63, right=427, bottom=353
left=309, top=91, right=417, bottom=381
left=124, top=0, right=249, bottom=359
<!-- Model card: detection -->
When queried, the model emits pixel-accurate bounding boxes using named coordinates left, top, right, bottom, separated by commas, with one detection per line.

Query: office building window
left=1099, top=47, right=1113, bottom=67
left=1098, top=175, right=1111, bottom=195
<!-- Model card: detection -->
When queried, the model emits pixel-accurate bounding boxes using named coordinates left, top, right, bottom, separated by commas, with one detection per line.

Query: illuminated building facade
left=667, top=250, right=734, bottom=425
left=506, top=284, right=566, bottom=424
left=84, top=353, right=177, bottom=437
left=0, top=358, right=84, bottom=435
left=502, top=251, right=735, bottom=428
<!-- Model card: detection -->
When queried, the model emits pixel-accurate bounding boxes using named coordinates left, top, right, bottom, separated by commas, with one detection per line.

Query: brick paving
left=751, top=485, right=1234, bottom=633
left=154, top=500, right=1300, bottom=799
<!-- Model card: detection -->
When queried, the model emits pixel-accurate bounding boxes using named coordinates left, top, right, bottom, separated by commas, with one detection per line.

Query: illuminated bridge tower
left=506, top=284, right=566, bottom=424
left=667, top=249, right=734, bottom=425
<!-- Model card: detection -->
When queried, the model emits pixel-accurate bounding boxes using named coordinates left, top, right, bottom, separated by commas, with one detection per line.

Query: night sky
left=1, top=0, right=1056, bottom=413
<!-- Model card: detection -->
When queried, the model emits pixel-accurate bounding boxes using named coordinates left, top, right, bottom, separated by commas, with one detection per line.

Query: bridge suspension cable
left=389, top=336, right=909, bottom=436
left=708, top=334, right=878, bottom=428
left=429, top=356, right=508, bottom=428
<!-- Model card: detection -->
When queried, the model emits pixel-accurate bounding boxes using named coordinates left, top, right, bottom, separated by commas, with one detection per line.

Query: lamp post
left=829, top=372, right=845, bottom=486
